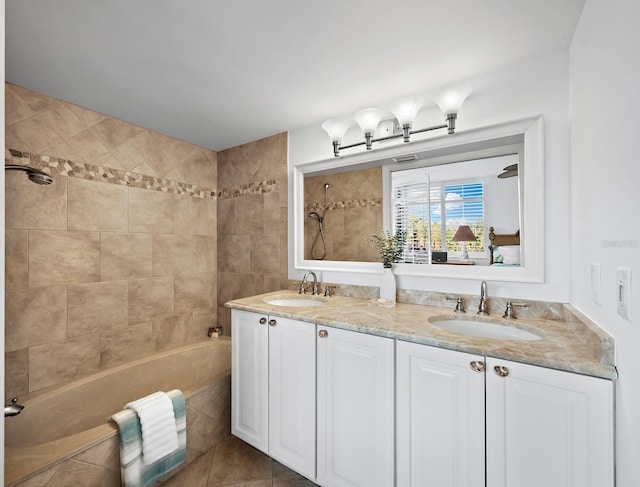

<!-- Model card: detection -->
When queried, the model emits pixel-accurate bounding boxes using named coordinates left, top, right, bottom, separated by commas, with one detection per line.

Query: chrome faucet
left=478, top=281, right=489, bottom=315
left=5, top=398, right=24, bottom=417
left=299, top=271, right=319, bottom=295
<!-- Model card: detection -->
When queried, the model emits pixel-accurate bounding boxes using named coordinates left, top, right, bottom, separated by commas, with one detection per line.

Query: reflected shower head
left=324, top=183, right=330, bottom=189
left=308, top=212, right=321, bottom=220
left=5, top=165, right=53, bottom=185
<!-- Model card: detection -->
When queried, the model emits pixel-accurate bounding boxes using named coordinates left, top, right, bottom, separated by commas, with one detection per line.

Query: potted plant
left=370, top=230, right=406, bottom=304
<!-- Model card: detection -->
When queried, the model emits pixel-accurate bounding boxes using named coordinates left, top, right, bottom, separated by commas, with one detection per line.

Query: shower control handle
left=259, top=317, right=267, bottom=325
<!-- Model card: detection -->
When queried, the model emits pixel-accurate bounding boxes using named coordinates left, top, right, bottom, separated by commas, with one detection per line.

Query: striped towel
left=110, top=389, right=186, bottom=487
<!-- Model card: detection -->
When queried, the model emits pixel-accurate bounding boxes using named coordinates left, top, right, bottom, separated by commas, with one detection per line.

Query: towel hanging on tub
left=110, top=389, right=186, bottom=487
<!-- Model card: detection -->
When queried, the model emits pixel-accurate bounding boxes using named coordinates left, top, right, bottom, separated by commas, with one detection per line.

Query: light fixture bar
left=334, top=120, right=450, bottom=155
left=323, top=87, right=471, bottom=157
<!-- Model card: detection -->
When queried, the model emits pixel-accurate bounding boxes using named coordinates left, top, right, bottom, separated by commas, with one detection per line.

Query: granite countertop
left=226, top=290, right=617, bottom=380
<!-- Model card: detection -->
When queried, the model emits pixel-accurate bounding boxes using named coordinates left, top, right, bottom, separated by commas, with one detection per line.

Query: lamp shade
left=354, top=108, right=385, bottom=135
left=390, top=96, right=425, bottom=127
left=321, top=118, right=353, bottom=143
left=434, top=87, right=472, bottom=116
left=452, top=225, right=476, bottom=242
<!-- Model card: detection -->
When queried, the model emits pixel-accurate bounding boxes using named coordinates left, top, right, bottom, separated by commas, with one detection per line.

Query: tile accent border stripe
left=6, top=149, right=280, bottom=201
left=305, top=198, right=382, bottom=212
left=6, top=149, right=217, bottom=200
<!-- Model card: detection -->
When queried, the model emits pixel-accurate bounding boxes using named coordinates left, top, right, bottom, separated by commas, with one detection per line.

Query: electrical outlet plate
left=616, top=267, right=632, bottom=321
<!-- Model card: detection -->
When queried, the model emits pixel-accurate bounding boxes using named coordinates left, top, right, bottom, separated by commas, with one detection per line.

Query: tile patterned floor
left=162, top=437, right=319, bottom=487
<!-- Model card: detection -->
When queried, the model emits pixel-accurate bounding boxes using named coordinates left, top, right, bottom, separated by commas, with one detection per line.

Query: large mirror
left=292, top=116, right=544, bottom=282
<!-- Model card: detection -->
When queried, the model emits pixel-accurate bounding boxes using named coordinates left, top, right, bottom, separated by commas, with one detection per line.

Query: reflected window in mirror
left=387, top=151, right=521, bottom=267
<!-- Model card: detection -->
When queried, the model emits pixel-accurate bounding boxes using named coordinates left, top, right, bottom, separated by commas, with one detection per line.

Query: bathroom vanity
left=227, top=291, right=615, bottom=487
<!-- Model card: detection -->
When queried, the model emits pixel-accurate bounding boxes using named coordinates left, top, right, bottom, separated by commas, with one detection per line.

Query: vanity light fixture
left=322, top=87, right=471, bottom=157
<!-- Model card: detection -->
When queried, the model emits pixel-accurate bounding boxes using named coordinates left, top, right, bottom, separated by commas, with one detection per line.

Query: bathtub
left=4, top=338, right=231, bottom=486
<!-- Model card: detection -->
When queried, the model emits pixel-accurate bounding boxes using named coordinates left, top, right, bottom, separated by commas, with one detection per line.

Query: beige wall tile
left=9, top=84, right=58, bottom=112
left=235, top=195, right=264, bottom=235
left=175, top=195, right=209, bottom=235
left=110, top=139, right=146, bottom=171
left=217, top=197, right=235, bottom=236
left=40, top=459, right=120, bottom=487
left=5, top=84, right=36, bottom=126
left=5, top=348, right=29, bottom=399
left=38, top=104, right=89, bottom=140
left=11, top=113, right=63, bottom=153
left=193, top=235, right=216, bottom=272
left=5, top=171, right=67, bottom=230
left=180, top=148, right=217, bottom=189
left=5, top=286, right=67, bottom=351
left=29, top=230, right=100, bottom=287
left=5, top=125, right=36, bottom=153
left=99, top=322, right=154, bottom=369
left=192, top=309, right=217, bottom=342
left=90, top=117, right=143, bottom=151
left=153, top=313, right=192, bottom=351
left=67, top=103, right=107, bottom=127
left=68, top=178, right=128, bottom=232
left=6, top=228, right=29, bottom=289
left=250, top=234, right=280, bottom=275
left=74, top=435, right=121, bottom=472
left=218, top=235, right=250, bottom=274
left=44, top=140, right=86, bottom=163
left=65, top=128, right=110, bottom=163
left=68, top=280, right=128, bottom=337
left=174, top=273, right=211, bottom=314
left=128, top=187, right=175, bottom=233
left=152, top=234, right=193, bottom=276
left=128, top=276, right=174, bottom=324
left=100, top=232, right=152, bottom=281
left=29, top=334, right=100, bottom=391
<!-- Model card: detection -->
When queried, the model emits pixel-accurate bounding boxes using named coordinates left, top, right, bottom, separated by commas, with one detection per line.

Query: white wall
left=570, top=1, right=640, bottom=485
left=289, top=50, right=571, bottom=301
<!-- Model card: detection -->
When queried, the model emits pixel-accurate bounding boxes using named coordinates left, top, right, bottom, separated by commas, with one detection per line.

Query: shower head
left=324, top=183, right=330, bottom=189
left=5, top=165, right=53, bottom=185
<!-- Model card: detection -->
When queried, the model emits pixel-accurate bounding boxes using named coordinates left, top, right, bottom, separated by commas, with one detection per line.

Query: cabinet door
left=268, top=316, right=316, bottom=480
left=231, top=309, right=269, bottom=453
left=396, top=341, right=485, bottom=487
left=316, top=326, right=394, bottom=487
left=486, top=357, right=614, bottom=487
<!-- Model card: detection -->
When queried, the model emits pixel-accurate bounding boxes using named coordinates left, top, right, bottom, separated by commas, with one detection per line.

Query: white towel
left=125, top=391, right=179, bottom=464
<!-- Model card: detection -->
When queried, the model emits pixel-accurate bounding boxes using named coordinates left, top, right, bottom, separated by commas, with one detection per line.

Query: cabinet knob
left=318, top=329, right=328, bottom=338
left=469, top=361, right=485, bottom=372
left=494, top=365, right=510, bottom=377
left=259, top=317, right=267, bottom=325
left=269, top=319, right=277, bottom=327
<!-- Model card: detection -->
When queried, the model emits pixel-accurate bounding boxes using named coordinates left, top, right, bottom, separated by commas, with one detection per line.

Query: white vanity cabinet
left=396, top=341, right=486, bottom=487
left=396, top=341, right=614, bottom=487
left=485, top=357, right=614, bottom=487
left=316, top=326, right=395, bottom=487
left=231, top=309, right=316, bottom=479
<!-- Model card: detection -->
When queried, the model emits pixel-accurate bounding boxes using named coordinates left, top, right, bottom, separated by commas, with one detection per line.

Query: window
left=393, top=176, right=485, bottom=263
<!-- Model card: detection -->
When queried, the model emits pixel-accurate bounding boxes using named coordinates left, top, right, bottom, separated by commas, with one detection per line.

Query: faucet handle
left=446, top=296, right=466, bottom=313
left=324, top=285, right=334, bottom=297
left=503, top=301, right=527, bottom=319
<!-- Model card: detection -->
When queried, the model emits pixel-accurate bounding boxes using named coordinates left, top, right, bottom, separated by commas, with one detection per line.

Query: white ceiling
left=5, top=0, right=585, bottom=152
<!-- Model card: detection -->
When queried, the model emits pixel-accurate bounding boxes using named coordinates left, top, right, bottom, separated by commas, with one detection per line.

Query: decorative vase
left=379, top=266, right=397, bottom=304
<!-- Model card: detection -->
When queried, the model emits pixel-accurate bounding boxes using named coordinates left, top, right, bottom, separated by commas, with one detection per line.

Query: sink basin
left=264, top=296, right=327, bottom=307
left=430, top=318, right=542, bottom=341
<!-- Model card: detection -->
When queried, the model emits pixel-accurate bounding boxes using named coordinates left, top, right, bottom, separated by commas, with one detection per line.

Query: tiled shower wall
left=4, top=83, right=219, bottom=398
left=304, top=166, right=382, bottom=262
left=216, top=133, right=289, bottom=333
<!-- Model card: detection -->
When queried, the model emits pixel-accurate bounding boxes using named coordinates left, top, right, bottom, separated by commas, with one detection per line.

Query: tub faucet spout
left=5, top=398, right=24, bottom=417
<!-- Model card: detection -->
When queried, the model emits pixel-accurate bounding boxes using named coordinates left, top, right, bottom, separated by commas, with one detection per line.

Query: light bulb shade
left=354, top=108, right=385, bottom=135
left=321, top=118, right=353, bottom=143
left=434, top=86, right=472, bottom=116
left=390, top=96, right=425, bottom=127
left=452, top=225, right=477, bottom=242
